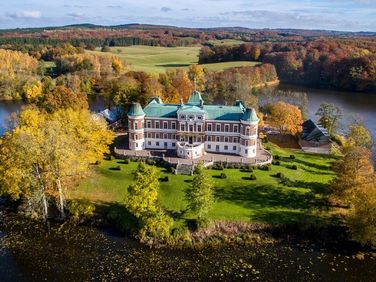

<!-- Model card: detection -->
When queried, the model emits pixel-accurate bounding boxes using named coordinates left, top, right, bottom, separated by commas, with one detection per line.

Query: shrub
left=106, top=204, right=139, bottom=234
left=250, top=174, right=257, bottom=180
left=160, top=176, right=169, bottom=182
left=280, top=176, right=293, bottom=187
left=288, top=164, right=298, bottom=170
left=220, top=173, right=227, bottom=179
left=263, top=136, right=269, bottom=143
left=212, top=163, right=224, bottom=170
left=289, top=154, right=296, bottom=159
left=123, top=159, right=129, bottom=164
left=114, top=165, right=121, bottom=171
left=272, top=160, right=281, bottom=166
left=276, top=172, right=284, bottom=178
left=146, top=159, right=156, bottom=166
left=274, top=155, right=280, bottom=160
left=67, top=199, right=95, bottom=220
left=258, top=165, right=271, bottom=171
left=104, top=154, right=112, bottom=161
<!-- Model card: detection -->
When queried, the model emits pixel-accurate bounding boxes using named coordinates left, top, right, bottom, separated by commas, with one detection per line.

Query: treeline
left=0, top=49, right=39, bottom=100
left=198, top=39, right=376, bottom=92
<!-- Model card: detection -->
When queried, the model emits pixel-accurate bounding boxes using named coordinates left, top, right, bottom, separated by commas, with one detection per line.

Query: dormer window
left=188, top=115, right=194, bottom=120
left=197, top=116, right=202, bottom=120
left=180, top=115, right=186, bottom=120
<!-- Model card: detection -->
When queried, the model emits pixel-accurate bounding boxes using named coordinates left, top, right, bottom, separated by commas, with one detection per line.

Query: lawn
left=204, top=39, right=246, bottom=46
left=88, top=46, right=258, bottom=73
left=69, top=143, right=338, bottom=225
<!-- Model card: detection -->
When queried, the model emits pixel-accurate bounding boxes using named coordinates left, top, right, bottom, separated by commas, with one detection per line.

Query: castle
left=127, top=91, right=259, bottom=159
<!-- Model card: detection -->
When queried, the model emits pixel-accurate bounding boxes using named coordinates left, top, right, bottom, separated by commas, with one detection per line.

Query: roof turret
left=241, top=108, right=259, bottom=123
left=127, top=102, right=145, bottom=117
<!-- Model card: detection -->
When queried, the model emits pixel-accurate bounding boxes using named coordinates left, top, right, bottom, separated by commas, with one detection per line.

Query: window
left=172, top=134, right=176, bottom=140
left=147, top=121, right=151, bottom=128
left=163, top=133, right=168, bottom=139
left=246, top=127, right=250, bottom=135
left=164, top=142, right=168, bottom=148
left=207, top=124, right=212, bottom=131
left=134, top=122, right=138, bottom=130
left=180, top=115, right=185, bottom=120
left=163, top=122, right=168, bottom=129
left=216, top=136, right=220, bottom=142
left=189, top=125, right=194, bottom=132
left=156, top=133, right=160, bottom=139
left=245, top=149, right=248, bottom=154
left=233, top=146, right=237, bottom=151
left=233, top=137, right=238, bottom=143
left=224, top=145, right=228, bottom=150
left=197, top=125, right=202, bottom=132
left=180, top=136, right=185, bottom=141
left=224, top=137, right=229, bottom=143
left=208, top=144, right=211, bottom=149
left=189, top=115, right=194, bottom=120
left=156, top=142, right=160, bottom=146
left=216, top=124, right=221, bottom=132
left=134, top=134, right=138, bottom=140
left=135, top=143, right=138, bottom=148
left=141, top=122, right=144, bottom=129
left=180, top=123, right=185, bottom=131
left=216, top=145, right=219, bottom=151
left=207, top=136, right=212, bottom=142
left=197, top=116, right=202, bottom=120
left=155, top=121, right=160, bottom=129
left=245, top=140, right=249, bottom=146
left=148, top=141, right=151, bottom=146
left=172, top=122, right=176, bottom=130
left=225, top=124, right=229, bottom=132
left=234, top=125, right=238, bottom=133
left=172, top=143, right=176, bottom=147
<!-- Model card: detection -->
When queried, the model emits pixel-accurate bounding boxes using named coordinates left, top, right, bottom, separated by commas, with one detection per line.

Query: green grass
left=69, top=143, right=338, bottom=225
left=88, top=45, right=258, bottom=73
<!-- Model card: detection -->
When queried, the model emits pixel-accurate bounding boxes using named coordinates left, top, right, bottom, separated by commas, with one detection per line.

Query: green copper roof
left=128, top=102, right=145, bottom=117
left=177, top=104, right=206, bottom=114
left=203, top=105, right=245, bottom=121
left=143, top=100, right=179, bottom=118
left=187, top=91, right=203, bottom=106
left=241, top=108, right=259, bottom=122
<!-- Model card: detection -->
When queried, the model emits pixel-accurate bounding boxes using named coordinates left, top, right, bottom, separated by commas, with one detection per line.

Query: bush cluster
left=288, top=164, right=298, bottom=170
left=159, top=176, right=169, bottom=182
left=289, top=154, right=296, bottom=159
left=274, top=155, right=280, bottom=160
left=220, top=173, right=227, bottom=179
left=272, top=160, right=281, bottom=166
left=258, top=164, right=271, bottom=171
left=249, top=174, right=257, bottom=180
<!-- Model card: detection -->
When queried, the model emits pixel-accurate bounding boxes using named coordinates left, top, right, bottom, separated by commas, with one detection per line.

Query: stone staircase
left=175, top=163, right=195, bottom=175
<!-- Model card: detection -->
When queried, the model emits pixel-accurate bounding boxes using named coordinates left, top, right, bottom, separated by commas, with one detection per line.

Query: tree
left=346, top=123, right=373, bottom=149
left=347, top=184, right=376, bottom=248
left=188, top=64, right=206, bottom=92
left=39, top=85, right=88, bottom=113
left=268, top=102, right=303, bottom=136
left=126, top=162, right=160, bottom=218
left=125, top=162, right=172, bottom=240
left=0, top=107, right=114, bottom=219
left=185, top=164, right=215, bottom=222
left=315, top=103, right=342, bottom=135
left=22, top=80, right=43, bottom=102
left=330, top=146, right=374, bottom=203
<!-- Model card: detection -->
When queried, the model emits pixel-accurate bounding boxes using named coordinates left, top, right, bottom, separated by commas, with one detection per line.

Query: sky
left=0, top=0, right=375, bottom=32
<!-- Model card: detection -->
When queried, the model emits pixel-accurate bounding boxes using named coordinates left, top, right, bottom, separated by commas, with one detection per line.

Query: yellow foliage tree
left=268, top=102, right=303, bottom=135
left=22, top=80, right=43, bottom=102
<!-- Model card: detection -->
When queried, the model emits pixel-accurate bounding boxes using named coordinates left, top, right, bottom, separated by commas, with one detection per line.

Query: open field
left=88, top=46, right=259, bottom=73
left=69, top=143, right=338, bottom=225
left=204, top=39, right=246, bottom=46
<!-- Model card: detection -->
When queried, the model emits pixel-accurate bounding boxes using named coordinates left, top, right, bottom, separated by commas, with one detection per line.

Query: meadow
left=88, top=45, right=258, bottom=73
left=69, top=143, right=338, bottom=225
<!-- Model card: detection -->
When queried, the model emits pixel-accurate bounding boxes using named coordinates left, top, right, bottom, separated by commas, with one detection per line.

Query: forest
left=199, top=39, right=376, bottom=92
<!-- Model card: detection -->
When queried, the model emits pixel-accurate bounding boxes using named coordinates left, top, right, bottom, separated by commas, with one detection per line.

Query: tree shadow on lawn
left=215, top=184, right=323, bottom=212
left=300, top=166, right=335, bottom=176
left=282, top=157, right=332, bottom=171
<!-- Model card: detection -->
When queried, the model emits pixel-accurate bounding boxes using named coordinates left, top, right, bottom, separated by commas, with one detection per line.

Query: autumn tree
left=330, top=146, right=374, bottom=204
left=22, top=79, right=43, bottom=102
left=39, top=85, right=88, bottom=113
left=315, top=103, right=343, bottom=136
left=268, top=102, right=303, bottom=136
left=188, top=64, right=206, bottom=92
left=347, top=181, right=376, bottom=248
left=346, top=123, right=373, bottom=149
left=0, top=107, right=114, bottom=219
left=126, top=162, right=172, bottom=240
left=185, top=164, right=215, bottom=225
left=167, top=69, right=193, bottom=102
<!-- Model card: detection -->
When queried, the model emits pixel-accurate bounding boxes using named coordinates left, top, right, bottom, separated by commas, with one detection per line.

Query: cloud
left=161, top=7, right=172, bottom=12
left=6, top=11, right=41, bottom=19
left=107, top=5, right=122, bottom=9
left=66, top=12, right=85, bottom=19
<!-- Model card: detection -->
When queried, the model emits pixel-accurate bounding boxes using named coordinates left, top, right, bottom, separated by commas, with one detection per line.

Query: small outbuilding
left=300, top=119, right=332, bottom=154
